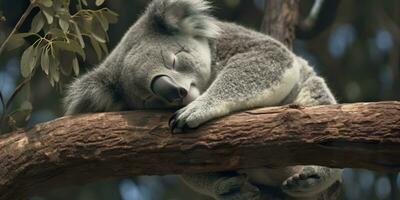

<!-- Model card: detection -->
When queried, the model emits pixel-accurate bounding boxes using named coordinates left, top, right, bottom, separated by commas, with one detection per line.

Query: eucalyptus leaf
left=41, top=6, right=54, bottom=24
left=72, top=57, right=79, bottom=76
left=72, top=22, right=85, bottom=48
left=59, top=51, right=74, bottom=76
left=37, top=0, right=53, bottom=7
left=58, top=10, right=71, bottom=33
left=47, top=28, right=65, bottom=38
left=91, top=17, right=106, bottom=43
left=30, top=12, right=45, bottom=33
left=0, top=11, right=5, bottom=21
left=6, top=36, right=25, bottom=51
left=6, top=33, right=35, bottom=51
left=12, top=32, right=36, bottom=38
left=53, top=40, right=85, bottom=59
left=90, top=36, right=102, bottom=60
left=95, top=0, right=105, bottom=6
left=102, top=8, right=118, bottom=24
left=20, top=46, right=36, bottom=77
left=78, top=14, right=94, bottom=34
left=81, top=0, right=88, bottom=6
left=95, top=12, right=108, bottom=31
left=49, top=55, right=60, bottom=83
left=99, top=41, right=108, bottom=55
left=41, top=49, right=50, bottom=75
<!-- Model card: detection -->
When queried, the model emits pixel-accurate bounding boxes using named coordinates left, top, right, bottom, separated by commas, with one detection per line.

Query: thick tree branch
left=0, top=101, right=399, bottom=200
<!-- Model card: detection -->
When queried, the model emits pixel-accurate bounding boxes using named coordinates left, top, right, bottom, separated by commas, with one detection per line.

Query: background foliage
left=0, top=0, right=399, bottom=199
left=0, top=0, right=117, bottom=133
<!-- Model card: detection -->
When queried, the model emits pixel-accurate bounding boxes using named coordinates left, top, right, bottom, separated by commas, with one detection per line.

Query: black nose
left=151, top=75, right=188, bottom=102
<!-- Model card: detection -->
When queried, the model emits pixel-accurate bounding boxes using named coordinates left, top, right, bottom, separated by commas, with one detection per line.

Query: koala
left=64, top=0, right=342, bottom=199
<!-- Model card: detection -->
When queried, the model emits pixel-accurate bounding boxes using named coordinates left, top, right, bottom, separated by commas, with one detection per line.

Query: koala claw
left=214, top=176, right=261, bottom=200
left=169, top=101, right=209, bottom=133
left=169, top=107, right=191, bottom=133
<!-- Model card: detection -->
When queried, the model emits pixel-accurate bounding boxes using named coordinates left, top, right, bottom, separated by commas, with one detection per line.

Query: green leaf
left=41, top=6, right=54, bottom=24
left=7, top=33, right=35, bottom=51
left=81, top=0, right=88, bottom=6
left=95, top=0, right=105, bottom=6
left=102, top=8, right=118, bottom=24
left=58, top=9, right=71, bottom=33
left=90, top=36, right=102, bottom=60
left=95, top=12, right=108, bottom=31
left=53, top=40, right=85, bottom=59
left=0, top=11, right=5, bottom=22
left=78, top=14, right=94, bottom=34
left=37, top=0, right=53, bottom=7
left=47, top=28, right=65, bottom=38
left=49, top=55, right=60, bottom=83
left=59, top=17, right=69, bottom=33
left=30, top=12, right=45, bottom=33
left=91, top=17, right=106, bottom=43
left=6, top=36, right=25, bottom=51
left=99, top=41, right=108, bottom=55
left=12, top=32, right=35, bottom=38
left=72, top=57, right=79, bottom=76
left=72, top=22, right=85, bottom=48
left=59, top=51, right=74, bottom=76
left=20, top=46, right=35, bottom=77
left=41, top=48, right=50, bottom=75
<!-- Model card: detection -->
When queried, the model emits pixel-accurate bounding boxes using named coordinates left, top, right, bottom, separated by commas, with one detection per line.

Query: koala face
left=121, top=34, right=212, bottom=109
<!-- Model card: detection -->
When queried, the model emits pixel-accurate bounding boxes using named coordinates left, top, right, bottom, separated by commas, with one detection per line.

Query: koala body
left=64, top=0, right=342, bottom=199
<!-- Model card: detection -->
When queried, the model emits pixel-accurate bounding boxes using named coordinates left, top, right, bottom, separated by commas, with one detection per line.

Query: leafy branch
left=0, top=1, right=35, bottom=55
left=0, top=0, right=118, bottom=134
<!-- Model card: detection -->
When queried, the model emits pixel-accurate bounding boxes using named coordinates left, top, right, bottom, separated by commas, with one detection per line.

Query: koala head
left=118, top=0, right=220, bottom=109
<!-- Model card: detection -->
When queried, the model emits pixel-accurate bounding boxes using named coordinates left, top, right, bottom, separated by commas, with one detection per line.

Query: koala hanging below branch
left=64, top=0, right=342, bottom=199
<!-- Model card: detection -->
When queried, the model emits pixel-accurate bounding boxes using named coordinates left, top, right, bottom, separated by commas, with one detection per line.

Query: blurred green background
left=0, top=0, right=399, bottom=199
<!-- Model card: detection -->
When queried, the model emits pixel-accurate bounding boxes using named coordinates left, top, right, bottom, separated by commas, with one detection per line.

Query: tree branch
left=0, top=101, right=399, bottom=200
left=0, top=2, right=35, bottom=56
left=261, top=0, right=300, bottom=48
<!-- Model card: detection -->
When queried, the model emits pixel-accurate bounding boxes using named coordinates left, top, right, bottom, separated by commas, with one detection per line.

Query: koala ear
left=148, top=0, right=220, bottom=38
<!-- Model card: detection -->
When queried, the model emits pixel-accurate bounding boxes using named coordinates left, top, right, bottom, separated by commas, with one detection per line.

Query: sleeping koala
left=64, top=0, right=342, bottom=199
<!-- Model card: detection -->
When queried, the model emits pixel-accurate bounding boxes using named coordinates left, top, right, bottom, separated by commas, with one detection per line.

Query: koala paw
left=281, top=167, right=322, bottom=197
left=169, top=100, right=210, bottom=133
left=214, top=176, right=261, bottom=200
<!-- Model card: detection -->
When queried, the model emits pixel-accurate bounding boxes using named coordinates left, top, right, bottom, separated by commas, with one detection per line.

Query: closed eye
left=172, top=57, right=176, bottom=69
left=160, top=49, right=177, bottom=70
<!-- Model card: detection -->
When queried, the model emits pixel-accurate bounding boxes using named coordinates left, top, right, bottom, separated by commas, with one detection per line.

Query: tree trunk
left=1, top=102, right=399, bottom=200
left=261, top=0, right=300, bottom=48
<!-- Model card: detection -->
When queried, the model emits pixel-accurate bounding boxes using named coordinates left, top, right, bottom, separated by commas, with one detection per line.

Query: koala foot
left=214, top=176, right=261, bottom=200
left=281, top=167, right=325, bottom=198
left=169, top=100, right=211, bottom=133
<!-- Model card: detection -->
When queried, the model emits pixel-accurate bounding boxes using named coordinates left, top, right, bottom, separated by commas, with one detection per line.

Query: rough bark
left=0, top=101, right=399, bottom=200
left=261, top=0, right=300, bottom=48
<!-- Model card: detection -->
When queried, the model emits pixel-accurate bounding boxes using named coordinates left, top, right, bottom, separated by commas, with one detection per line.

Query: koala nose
left=151, top=75, right=188, bottom=103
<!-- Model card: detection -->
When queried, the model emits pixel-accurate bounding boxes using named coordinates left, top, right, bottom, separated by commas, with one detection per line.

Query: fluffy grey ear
left=148, top=0, right=220, bottom=38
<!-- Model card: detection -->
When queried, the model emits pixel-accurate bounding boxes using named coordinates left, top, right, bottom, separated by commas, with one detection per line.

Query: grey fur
left=64, top=0, right=342, bottom=199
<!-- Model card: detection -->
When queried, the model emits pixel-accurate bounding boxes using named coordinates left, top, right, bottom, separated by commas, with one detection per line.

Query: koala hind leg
left=294, top=76, right=336, bottom=106
left=282, top=74, right=341, bottom=198
left=282, top=166, right=342, bottom=199
left=181, top=172, right=260, bottom=200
